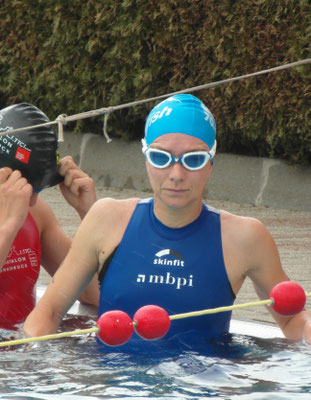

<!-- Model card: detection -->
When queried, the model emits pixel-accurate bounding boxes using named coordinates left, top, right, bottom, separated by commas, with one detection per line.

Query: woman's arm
left=24, top=200, right=104, bottom=336
left=241, top=217, right=311, bottom=342
left=24, top=197, right=139, bottom=337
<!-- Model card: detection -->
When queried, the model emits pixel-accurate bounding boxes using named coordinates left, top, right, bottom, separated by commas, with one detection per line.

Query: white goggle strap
left=208, top=140, right=217, bottom=160
left=141, top=138, right=148, bottom=155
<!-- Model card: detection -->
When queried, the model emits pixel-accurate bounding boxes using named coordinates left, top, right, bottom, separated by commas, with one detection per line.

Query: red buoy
left=96, top=310, right=134, bottom=346
left=133, top=305, right=171, bottom=340
left=270, top=281, right=306, bottom=316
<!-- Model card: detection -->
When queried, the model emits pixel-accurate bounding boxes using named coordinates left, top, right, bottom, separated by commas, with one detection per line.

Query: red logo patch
left=15, top=147, right=31, bottom=164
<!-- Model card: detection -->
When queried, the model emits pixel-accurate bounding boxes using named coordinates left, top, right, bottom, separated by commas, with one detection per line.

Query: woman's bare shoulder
left=83, top=197, right=142, bottom=264
left=86, top=197, right=141, bottom=225
left=91, top=197, right=140, bottom=213
left=220, top=209, right=269, bottom=246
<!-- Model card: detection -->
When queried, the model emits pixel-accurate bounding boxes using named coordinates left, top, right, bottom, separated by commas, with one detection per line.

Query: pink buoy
left=96, top=310, right=133, bottom=346
left=133, top=305, right=171, bottom=340
left=270, top=281, right=306, bottom=316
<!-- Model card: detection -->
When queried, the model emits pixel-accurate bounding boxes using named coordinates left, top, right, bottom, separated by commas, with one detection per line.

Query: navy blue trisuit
left=98, top=198, right=235, bottom=350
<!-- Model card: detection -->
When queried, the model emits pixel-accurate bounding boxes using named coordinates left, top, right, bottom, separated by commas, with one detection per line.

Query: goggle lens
left=182, top=153, right=207, bottom=169
left=149, top=150, right=171, bottom=168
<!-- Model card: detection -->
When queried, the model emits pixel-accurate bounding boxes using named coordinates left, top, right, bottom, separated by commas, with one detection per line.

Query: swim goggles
left=142, top=139, right=216, bottom=171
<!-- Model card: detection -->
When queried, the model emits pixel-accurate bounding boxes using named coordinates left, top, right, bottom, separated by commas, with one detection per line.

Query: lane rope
left=1, top=291, right=310, bottom=348
left=1, top=58, right=310, bottom=142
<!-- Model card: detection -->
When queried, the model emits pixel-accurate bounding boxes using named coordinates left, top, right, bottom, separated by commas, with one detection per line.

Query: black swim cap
left=0, top=103, right=63, bottom=192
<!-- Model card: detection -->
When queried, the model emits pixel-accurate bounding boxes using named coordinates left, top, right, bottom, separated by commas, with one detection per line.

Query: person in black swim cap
left=0, top=102, right=62, bottom=192
left=0, top=103, right=100, bottom=328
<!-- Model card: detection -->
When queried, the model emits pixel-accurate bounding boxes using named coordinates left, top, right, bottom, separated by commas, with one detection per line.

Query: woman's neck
left=152, top=197, right=203, bottom=228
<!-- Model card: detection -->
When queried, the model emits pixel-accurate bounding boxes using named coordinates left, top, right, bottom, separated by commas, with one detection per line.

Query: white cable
left=1, top=58, right=310, bottom=140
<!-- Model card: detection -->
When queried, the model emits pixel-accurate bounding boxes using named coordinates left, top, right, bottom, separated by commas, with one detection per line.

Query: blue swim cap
left=144, top=94, right=216, bottom=150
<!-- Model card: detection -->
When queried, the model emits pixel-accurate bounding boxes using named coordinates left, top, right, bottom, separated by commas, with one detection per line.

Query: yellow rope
left=169, top=299, right=273, bottom=321
left=0, top=327, right=99, bottom=348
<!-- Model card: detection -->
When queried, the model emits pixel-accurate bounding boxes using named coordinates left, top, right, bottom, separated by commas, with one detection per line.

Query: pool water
left=1, top=316, right=311, bottom=399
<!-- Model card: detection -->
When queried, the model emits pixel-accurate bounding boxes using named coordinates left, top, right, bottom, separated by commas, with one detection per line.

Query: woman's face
left=146, top=133, right=213, bottom=211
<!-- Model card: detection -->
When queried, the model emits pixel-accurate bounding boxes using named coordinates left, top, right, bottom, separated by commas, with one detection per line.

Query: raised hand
left=58, top=156, right=96, bottom=219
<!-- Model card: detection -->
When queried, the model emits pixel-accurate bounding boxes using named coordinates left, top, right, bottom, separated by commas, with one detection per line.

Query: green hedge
left=0, top=0, right=310, bottom=164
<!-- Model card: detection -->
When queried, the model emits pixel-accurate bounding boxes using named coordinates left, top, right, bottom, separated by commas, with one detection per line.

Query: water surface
left=1, top=316, right=311, bottom=399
